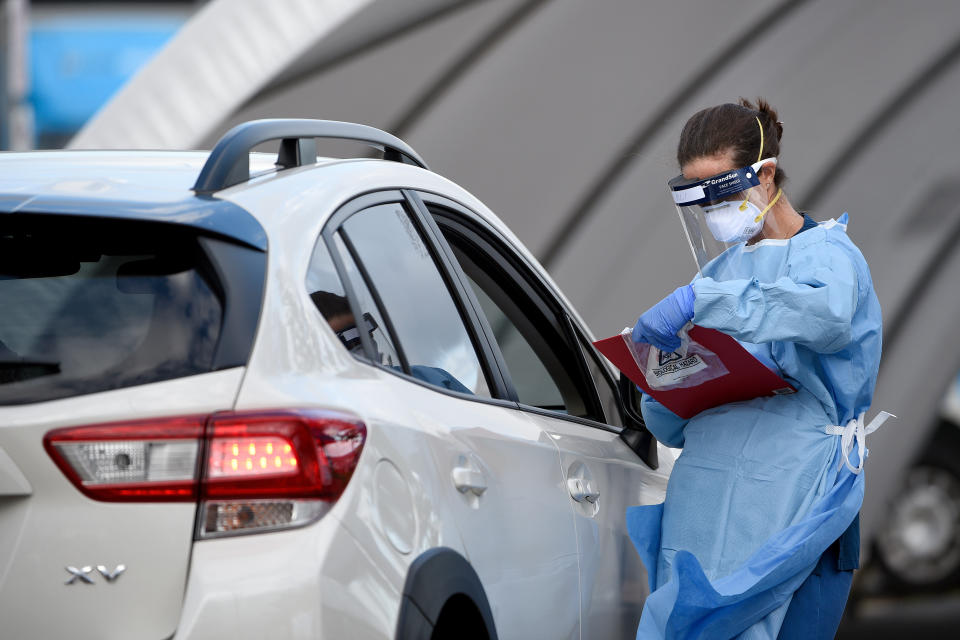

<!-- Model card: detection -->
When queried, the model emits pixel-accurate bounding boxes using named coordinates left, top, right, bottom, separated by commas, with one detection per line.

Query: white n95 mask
left=702, top=199, right=765, bottom=243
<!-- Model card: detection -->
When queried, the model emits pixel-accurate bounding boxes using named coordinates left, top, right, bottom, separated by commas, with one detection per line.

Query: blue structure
left=30, top=14, right=184, bottom=145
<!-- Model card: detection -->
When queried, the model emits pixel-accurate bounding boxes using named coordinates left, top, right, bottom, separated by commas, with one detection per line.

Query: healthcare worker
left=626, top=98, right=891, bottom=639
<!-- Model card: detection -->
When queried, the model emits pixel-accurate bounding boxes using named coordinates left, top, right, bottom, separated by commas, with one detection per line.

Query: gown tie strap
left=824, top=411, right=896, bottom=474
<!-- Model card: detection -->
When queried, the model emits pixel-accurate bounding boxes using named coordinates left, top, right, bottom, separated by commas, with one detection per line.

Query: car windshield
left=0, top=215, right=225, bottom=405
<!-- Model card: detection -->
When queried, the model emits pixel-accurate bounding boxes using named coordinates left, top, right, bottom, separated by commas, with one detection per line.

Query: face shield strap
left=748, top=117, right=780, bottom=222
left=755, top=116, right=764, bottom=163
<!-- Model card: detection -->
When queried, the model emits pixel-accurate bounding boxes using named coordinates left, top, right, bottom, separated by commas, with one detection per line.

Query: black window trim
left=335, top=228, right=413, bottom=373
left=321, top=190, right=403, bottom=364
left=414, top=190, right=623, bottom=434
left=315, top=190, right=515, bottom=409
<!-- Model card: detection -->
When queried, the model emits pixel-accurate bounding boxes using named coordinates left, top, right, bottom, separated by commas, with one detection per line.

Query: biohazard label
left=658, top=350, right=683, bottom=366
left=649, top=354, right=708, bottom=386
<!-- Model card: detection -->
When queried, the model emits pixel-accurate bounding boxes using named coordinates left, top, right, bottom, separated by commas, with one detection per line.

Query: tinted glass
left=332, top=233, right=402, bottom=367
left=435, top=214, right=601, bottom=420
left=306, top=233, right=400, bottom=365
left=451, top=244, right=588, bottom=415
left=469, top=275, right=565, bottom=409
left=0, top=216, right=224, bottom=405
left=341, top=203, right=491, bottom=397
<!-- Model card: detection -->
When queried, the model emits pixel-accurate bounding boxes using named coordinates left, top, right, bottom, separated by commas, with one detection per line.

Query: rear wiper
left=0, top=360, right=61, bottom=385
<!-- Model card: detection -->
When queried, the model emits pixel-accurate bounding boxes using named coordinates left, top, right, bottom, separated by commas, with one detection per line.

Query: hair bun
left=738, top=96, right=783, bottom=141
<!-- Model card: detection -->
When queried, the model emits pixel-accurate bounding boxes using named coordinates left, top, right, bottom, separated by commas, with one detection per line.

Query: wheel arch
left=394, top=547, right=498, bottom=640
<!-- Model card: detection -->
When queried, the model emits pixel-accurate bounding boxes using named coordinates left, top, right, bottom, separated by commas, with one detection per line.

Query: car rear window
left=0, top=215, right=239, bottom=405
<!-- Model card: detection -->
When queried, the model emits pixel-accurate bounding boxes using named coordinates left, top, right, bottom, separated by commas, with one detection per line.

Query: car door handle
left=567, top=477, right=599, bottom=503
left=452, top=466, right=487, bottom=496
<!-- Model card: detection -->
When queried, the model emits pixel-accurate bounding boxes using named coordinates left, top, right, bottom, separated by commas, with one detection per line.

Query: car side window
left=432, top=209, right=603, bottom=421
left=338, top=202, right=492, bottom=398
left=306, top=231, right=401, bottom=366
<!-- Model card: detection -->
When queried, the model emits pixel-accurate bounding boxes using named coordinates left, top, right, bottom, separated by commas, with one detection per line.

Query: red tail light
left=202, top=411, right=365, bottom=501
left=44, top=410, right=366, bottom=537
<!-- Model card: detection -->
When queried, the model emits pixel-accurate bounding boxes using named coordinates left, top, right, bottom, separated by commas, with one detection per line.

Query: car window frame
left=411, top=190, right=623, bottom=435
left=314, top=190, right=515, bottom=408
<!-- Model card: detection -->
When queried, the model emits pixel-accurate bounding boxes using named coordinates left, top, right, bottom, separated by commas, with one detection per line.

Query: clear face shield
left=669, top=157, right=783, bottom=273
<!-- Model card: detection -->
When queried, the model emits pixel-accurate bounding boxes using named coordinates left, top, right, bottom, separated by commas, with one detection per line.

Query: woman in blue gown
left=628, top=98, right=890, bottom=639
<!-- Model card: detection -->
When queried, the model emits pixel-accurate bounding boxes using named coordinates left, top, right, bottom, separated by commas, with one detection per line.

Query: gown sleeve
left=640, top=393, right=689, bottom=448
left=691, top=241, right=859, bottom=353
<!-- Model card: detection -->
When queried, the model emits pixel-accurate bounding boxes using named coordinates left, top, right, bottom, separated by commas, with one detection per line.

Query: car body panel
left=525, top=411, right=672, bottom=638
left=375, top=376, right=581, bottom=639
left=174, top=511, right=399, bottom=640
left=0, top=369, right=243, bottom=640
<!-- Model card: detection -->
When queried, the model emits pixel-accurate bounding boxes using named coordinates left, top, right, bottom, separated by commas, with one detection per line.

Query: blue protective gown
left=627, top=214, right=883, bottom=639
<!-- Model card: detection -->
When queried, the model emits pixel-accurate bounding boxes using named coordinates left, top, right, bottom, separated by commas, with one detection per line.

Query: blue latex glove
left=632, top=284, right=695, bottom=353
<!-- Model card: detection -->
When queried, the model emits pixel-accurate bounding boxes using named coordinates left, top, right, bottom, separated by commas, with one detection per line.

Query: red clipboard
left=593, top=325, right=795, bottom=419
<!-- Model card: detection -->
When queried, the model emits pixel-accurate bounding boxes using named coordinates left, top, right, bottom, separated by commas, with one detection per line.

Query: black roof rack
left=192, top=118, right=428, bottom=195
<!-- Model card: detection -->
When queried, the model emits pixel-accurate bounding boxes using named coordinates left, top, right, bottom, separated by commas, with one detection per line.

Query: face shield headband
left=669, top=157, right=778, bottom=212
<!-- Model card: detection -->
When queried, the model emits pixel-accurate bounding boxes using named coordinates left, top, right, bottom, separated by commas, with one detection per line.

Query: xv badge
left=64, top=566, right=93, bottom=585
left=97, top=564, right=126, bottom=582
left=64, top=564, right=125, bottom=584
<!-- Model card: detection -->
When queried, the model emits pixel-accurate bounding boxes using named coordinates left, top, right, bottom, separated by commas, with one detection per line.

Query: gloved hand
left=632, top=284, right=695, bottom=353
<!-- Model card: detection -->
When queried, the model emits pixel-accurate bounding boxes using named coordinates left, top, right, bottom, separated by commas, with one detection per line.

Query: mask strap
left=754, top=188, right=782, bottom=222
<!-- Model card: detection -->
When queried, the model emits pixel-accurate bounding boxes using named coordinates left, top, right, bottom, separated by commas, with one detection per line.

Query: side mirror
left=618, top=372, right=658, bottom=469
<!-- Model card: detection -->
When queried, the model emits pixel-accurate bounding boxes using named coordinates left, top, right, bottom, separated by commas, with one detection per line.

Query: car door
left=311, top=191, right=581, bottom=639
left=419, top=192, right=672, bottom=639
